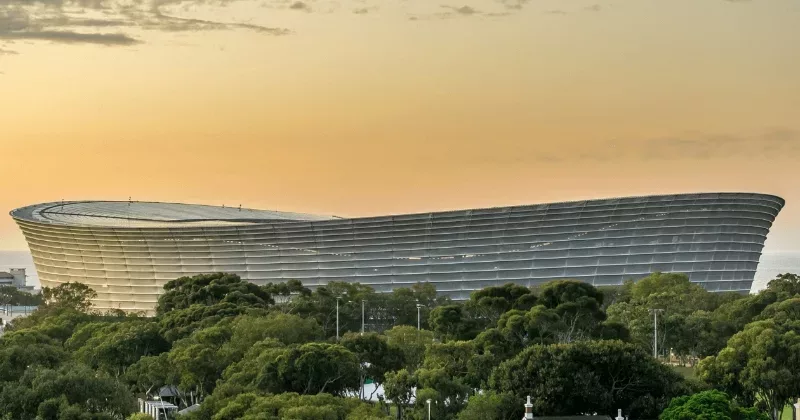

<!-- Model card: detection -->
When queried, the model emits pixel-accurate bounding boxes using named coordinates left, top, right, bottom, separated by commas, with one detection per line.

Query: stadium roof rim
left=9, top=192, right=785, bottom=228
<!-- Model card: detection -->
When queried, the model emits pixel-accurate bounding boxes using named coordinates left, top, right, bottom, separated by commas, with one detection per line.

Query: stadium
left=11, top=192, right=784, bottom=314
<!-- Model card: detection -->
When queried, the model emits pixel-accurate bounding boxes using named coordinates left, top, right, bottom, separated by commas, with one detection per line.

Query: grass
left=670, top=365, right=697, bottom=380
left=781, top=404, right=795, bottom=420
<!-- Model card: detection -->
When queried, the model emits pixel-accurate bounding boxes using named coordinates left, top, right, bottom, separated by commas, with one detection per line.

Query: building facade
left=11, top=193, right=784, bottom=314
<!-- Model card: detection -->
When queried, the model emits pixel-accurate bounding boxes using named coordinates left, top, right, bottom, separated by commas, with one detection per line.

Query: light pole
left=416, top=303, right=423, bottom=331
left=361, top=299, right=365, bottom=336
left=426, top=398, right=432, bottom=420
left=649, top=308, right=664, bottom=359
left=336, top=296, right=342, bottom=340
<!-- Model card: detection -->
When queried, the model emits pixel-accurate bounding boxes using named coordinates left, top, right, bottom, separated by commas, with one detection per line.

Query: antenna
left=128, top=196, right=132, bottom=206
left=238, top=204, right=242, bottom=212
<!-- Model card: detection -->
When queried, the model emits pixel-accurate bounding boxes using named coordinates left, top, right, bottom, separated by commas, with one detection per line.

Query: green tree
left=660, top=390, right=768, bottom=420
left=457, top=391, right=521, bottom=420
left=0, top=363, right=135, bottom=419
left=156, top=273, right=274, bottom=315
left=537, top=280, right=606, bottom=342
left=252, top=342, right=361, bottom=396
left=342, top=333, right=405, bottom=400
left=70, top=321, right=169, bottom=377
left=41, top=282, right=97, bottom=313
left=698, top=319, right=800, bottom=420
left=468, top=283, right=537, bottom=325
left=0, top=286, right=43, bottom=306
left=384, top=369, right=415, bottom=420
left=429, top=304, right=478, bottom=341
left=0, top=330, right=67, bottom=382
left=384, top=325, right=434, bottom=372
left=490, top=340, right=690, bottom=418
left=765, top=273, right=800, bottom=298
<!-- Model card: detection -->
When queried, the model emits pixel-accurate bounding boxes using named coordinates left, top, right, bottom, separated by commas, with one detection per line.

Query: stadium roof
left=10, top=201, right=338, bottom=228
left=10, top=193, right=784, bottom=229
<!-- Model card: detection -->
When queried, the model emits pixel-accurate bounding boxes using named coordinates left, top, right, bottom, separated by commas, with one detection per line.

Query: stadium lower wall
left=13, top=193, right=784, bottom=315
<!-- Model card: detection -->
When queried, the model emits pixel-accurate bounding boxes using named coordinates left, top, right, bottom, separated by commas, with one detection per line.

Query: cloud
left=352, top=7, right=369, bottom=14
left=588, top=129, right=800, bottom=162
left=288, top=1, right=310, bottom=11
left=0, top=29, right=138, bottom=44
left=585, top=4, right=602, bottom=12
left=0, top=47, right=18, bottom=54
left=444, top=5, right=477, bottom=15
left=440, top=129, right=800, bottom=167
left=543, top=9, right=568, bottom=15
left=0, top=0, right=290, bottom=52
left=498, top=0, right=529, bottom=10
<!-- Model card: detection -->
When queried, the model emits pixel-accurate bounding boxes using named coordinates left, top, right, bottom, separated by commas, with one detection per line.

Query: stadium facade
left=11, top=193, right=784, bottom=314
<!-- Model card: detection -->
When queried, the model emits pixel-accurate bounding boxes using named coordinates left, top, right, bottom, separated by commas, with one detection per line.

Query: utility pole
left=649, top=309, right=664, bottom=359
left=361, top=299, right=365, bottom=336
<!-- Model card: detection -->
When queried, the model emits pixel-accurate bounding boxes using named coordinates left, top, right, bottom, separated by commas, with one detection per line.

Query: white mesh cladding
left=11, top=193, right=784, bottom=315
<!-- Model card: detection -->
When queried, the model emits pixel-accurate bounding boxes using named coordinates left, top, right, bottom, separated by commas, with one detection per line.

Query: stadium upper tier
left=11, top=193, right=784, bottom=314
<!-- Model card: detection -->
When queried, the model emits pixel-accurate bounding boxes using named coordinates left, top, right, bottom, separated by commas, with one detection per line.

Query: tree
left=429, top=304, right=478, bottom=341
left=342, top=333, right=404, bottom=400
left=457, top=391, right=521, bottom=420
left=698, top=319, right=800, bottom=420
left=384, top=325, right=434, bottom=372
left=469, top=283, right=537, bottom=324
left=251, top=343, right=361, bottom=396
left=156, top=273, right=274, bottom=315
left=0, top=363, right=135, bottom=419
left=660, top=390, right=768, bottom=420
left=766, top=273, right=800, bottom=298
left=0, top=286, right=43, bottom=306
left=70, top=321, right=169, bottom=377
left=0, top=330, right=67, bottom=382
left=384, top=369, right=415, bottom=420
left=537, top=280, right=606, bottom=342
left=490, top=340, right=690, bottom=418
left=41, top=282, right=97, bottom=313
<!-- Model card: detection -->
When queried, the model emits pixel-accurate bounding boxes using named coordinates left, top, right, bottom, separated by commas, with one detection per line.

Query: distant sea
left=1, top=250, right=799, bottom=293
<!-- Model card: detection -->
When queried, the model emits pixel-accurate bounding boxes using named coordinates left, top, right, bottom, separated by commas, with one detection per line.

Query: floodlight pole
left=649, top=309, right=664, bottom=359
left=361, top=299, right=365, bottom=336
left=416, top=303, right=423, bottom=330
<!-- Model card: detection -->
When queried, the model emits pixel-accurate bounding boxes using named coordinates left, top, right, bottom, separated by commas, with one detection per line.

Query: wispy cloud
left=288, top=1, right=311, bottom=11
left=443, top=5, right=478, bottom=15
left=0, top=0, right=289, bottom=51
left=429, top=129, right=800, bottom=167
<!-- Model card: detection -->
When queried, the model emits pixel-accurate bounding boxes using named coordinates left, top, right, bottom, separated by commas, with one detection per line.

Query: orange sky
left=1, top=0, right=799, bottom=251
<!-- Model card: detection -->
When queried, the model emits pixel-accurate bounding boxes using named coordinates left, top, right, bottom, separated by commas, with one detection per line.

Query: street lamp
left=361, top=299, right=365, bottom=336
left=416, top=303, right=423, bottom=331
left=427, top=398, right=432, bottom=420
left=649, top=308, right=664, bottom=359
left=336, top=296, right=342, bottom=340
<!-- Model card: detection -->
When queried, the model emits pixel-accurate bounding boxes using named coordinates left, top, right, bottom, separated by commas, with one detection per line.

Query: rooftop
left=10, top=192, right=784, bottom=229
left=11, top=201, right=338, bottom=228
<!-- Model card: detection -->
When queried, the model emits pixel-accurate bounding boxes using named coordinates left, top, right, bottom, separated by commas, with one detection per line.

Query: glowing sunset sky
left=1, top=0, right=798, bottom=251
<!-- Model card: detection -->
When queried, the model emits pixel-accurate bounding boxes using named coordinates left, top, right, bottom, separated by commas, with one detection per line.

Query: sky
left=1, top=0, right=799, bottom=251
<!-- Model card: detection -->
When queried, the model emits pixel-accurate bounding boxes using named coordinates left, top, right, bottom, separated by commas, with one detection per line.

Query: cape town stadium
left=11, top=193, right=784, bottom=314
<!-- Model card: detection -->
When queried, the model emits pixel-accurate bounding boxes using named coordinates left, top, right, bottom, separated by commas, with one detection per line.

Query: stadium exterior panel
left=11, top=193, right=784, bottom=314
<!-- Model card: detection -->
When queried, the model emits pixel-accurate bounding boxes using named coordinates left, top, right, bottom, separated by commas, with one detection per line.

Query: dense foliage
left=0, top=271, right=798, bottom=419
